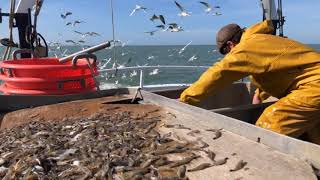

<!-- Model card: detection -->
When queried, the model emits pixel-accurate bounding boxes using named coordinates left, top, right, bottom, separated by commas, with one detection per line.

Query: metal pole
left=110, top=0, right=117, bottom=74
left=59, top=41, right=110, bottom=63
left=278, top=0, right=284, bottom=37
left=139, top=70, right=144, bottom=89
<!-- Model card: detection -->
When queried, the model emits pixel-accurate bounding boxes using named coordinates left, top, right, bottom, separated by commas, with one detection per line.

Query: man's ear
left=226, top=41, right=233, bottom=46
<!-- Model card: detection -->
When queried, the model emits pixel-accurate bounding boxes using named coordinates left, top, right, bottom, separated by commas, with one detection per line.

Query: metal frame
left=141, top=90, right=320, bottom=170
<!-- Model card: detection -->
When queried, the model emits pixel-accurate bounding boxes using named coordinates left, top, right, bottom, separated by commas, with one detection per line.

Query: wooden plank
left=141, top=90, right=320, bottom=170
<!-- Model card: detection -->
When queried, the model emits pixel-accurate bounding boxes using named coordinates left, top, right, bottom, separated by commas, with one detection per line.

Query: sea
left=1, top=44, right=320, bottom=89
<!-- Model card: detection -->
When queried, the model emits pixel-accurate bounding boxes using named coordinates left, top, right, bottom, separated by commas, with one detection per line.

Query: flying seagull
left=61, top=12, right=72, bottom=19
left=199, top=1, right=220, bottom=13
left=72, top=20, right=85, bottom=27
left=85, top=32, right=101, bottom=37
left=199, top=1, right=212, bottom=13
left=174, top=1, right=191, bottom=17
left=213, top=12, right=222, bottom=16
left=179, top=41, right=192, bottom=54
left=144, top=30, right=158, bottom=36
left=65, top=40, right=77, bottom=44
left=130, top=5, right=147, bottom=16
left=156, top=25, right=166, bottom=30
left=150, top=14, right=166, bottom=24
left=168, top=23, right=183, bottom=32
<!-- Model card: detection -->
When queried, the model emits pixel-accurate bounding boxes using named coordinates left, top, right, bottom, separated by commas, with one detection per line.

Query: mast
left=260, top=0, right=284, bottom=36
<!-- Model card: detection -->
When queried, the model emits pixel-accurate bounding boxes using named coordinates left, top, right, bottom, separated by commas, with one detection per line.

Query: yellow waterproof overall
left=180, top=20, right=320, bottom=144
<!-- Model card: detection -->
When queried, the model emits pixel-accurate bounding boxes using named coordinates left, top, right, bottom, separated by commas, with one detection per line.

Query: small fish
left=213, top=130, right=222, bottom=140
left=213, top=157, right=228, bottom=166
left=205, top=128, right=222, bottom=132
left=198, top=140, right=209, bottom=148
left=187, top=129, right=200, bottom=136
left=169, top=155, right=200, bottom=168
left=187, top=163, right=213, bottom=172
left=230, top=160, right=247, bottom=172
left=154, top=157, right=172, bottom=167
left=177, top=165, right=186, bottom=178
left=140, top=157, right=160, bottom=168
left=206, top=150, right=216, bottom=161
left=164, top=124, right=191, bottom=130
left=152, top=147, right=187, bottom=156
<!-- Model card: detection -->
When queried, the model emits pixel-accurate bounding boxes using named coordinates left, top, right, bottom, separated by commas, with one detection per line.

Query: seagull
left=100, top=58, right=112, bottom=69
left=78, top=40, right=85, bottom=44
left=130, top=70, right=137, bottom=77
left=74, top=30, right=83, bottom=35
left=121, top=52, right=128, bottom=56
left=168, top=23, right=183, bottom=32
left=66, top=22, right=72, bottom=26
left=73, top=31, right=87, bottom=38
left=156, top=25, right=166, bottom=30
left=199, top=1, right=212, bottom=13
left=85, top=32, right=101, bottom=37
left=199, top=1, right=220, bottom=13
left=121, top=73, right=127, bottom=79
left=188, top=55, right=198, bottom=62
left=65, top=40, right=77, bottom=44
left=144, top=30, right=158, bottom=36
left=147, top=55, right=155, bottom=60
left=149, top=69, right=159, bottom=76
left=213, top=12, right=222, bottom=16
left=61, top=12, right=72, bottom=19
left=150, top=14, right=166, bottom=24
left=150, top=14, right=158, bottom=21
left=130, top=5, right=147, bottom=16
left=179, top=41, right=192, bottom=54
left=72, top=20, right=85, bottom=27
left=174, top=1, right=191, bottom=17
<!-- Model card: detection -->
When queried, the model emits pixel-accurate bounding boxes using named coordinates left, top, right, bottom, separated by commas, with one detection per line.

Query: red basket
left=0, top=57, right=99, bottom=95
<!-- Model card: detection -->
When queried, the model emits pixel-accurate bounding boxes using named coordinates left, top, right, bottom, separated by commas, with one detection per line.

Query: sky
left=0, top=0, right=320, bottom=45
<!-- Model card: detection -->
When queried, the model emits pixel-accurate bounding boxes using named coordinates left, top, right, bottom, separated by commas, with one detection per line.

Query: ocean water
left=1, top=44, right=320, bottom=88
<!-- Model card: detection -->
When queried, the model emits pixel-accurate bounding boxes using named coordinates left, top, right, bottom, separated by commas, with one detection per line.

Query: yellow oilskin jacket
left=180, top=20, right=320, bottom=106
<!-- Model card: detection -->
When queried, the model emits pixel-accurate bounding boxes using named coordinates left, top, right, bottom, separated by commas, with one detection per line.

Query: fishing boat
left=0, top=0, right=319, bottom=179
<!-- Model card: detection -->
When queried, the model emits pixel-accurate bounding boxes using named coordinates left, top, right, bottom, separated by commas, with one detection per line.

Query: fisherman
left=180, top=20, right=320, bottom=145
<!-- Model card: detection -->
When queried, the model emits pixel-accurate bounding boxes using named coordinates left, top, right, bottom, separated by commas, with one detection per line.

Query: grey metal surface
left=0, top=88, right=134, bottom=112
left=59, top=41, right=111, bottom=63
left=141, top=90, right=320, bottom=170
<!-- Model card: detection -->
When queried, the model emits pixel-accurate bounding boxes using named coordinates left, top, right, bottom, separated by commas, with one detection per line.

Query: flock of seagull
left=48, top=1, right=223, bottom=84
left=59, top=11, right=101, bottom=45
left=130, top=1, right=222, bottom=35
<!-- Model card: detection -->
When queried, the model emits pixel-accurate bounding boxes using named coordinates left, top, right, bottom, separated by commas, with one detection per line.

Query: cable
left=109, top=0, right=119, bottom=78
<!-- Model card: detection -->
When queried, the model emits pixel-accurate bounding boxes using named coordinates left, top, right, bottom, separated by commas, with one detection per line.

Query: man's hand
left=252, top=92, right=262, bottom=104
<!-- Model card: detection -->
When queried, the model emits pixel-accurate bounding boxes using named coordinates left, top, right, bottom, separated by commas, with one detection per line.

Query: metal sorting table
left=0, top=90, right=318, bottom=179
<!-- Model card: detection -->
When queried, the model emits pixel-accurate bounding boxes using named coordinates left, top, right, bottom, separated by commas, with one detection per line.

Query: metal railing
left=98, top=65, right=211, bottom=89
